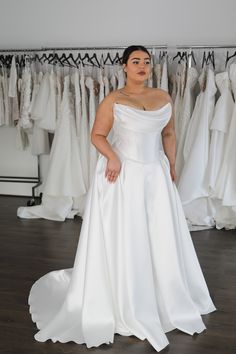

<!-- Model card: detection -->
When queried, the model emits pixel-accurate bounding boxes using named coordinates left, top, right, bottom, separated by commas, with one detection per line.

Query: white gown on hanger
left=154, top=63, right=161, bottom=88
left=116, top=68, right=125, bottom=89
left=207, top=71, right=234, bottom=196
left=8, top=55, right=20, bottom=126
left=29, top=72, right=50, bottom=156
left=17, top=76, right=86, bottom=221
left=78, top=67, right=90, bottom=192
left=28, top=102, right=216, bottom=352
left=31, top=70, right=57, bottom=133
left=2, top=68, right=10, bottom=126
left=85, top=76, right=99, bottom=184
left=160, top=57, right=169, bottom=92
left=173, top=64, right=185, bottom=146
left=19, top=65, right=32, bottom=130
left=175, top=67, right=198, bottom=181
left=178, top=68, right=217, bottom=227
left=0, top=76, right=5, bottom=126
left=214, top=63, right=236, bottom=229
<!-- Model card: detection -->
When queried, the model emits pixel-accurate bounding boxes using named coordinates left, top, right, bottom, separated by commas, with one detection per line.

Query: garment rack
left=0, top=157, right=42, bottom=206
left=0, top=44, right=236, bottom=53
left=0, top=43, right=236, bottom=203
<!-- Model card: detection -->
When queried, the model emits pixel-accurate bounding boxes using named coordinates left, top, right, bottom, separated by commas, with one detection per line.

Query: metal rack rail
left=0, top=156, right=42, bottom=206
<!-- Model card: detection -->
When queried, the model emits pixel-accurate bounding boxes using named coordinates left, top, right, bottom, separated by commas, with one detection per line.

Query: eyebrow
left=131, top=57, right=150, bottom=60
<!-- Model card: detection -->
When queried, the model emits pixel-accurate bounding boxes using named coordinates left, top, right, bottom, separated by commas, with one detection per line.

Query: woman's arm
left=161, top=99, right=177, bottom=182
left=91, top=95, right=121, bottom=183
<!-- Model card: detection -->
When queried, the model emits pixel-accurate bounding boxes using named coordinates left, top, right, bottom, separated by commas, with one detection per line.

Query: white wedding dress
left=29, top=102, right=216, bottom=352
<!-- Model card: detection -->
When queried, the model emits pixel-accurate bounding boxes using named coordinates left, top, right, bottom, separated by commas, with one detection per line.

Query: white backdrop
left=0, top=0, right=235, bottom=48
left=0, top=0, right=235, bottom=195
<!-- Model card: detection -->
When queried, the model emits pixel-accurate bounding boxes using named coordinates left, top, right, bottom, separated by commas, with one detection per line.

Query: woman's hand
left=105, top=156, right=121, bottom=183
left=170, top=164, right=177, bottom=183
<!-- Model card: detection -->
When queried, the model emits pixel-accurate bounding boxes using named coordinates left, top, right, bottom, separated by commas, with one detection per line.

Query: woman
left=91, top=45, right=176, bottom=184
left=29, top=45, right=216, bottom=352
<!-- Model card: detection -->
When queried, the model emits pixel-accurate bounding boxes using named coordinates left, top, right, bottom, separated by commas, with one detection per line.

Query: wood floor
left=0, top=195, right=236, bottom=354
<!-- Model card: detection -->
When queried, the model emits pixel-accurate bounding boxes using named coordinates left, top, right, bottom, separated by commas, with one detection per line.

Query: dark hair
left=122, top=45, right=151, bottom=64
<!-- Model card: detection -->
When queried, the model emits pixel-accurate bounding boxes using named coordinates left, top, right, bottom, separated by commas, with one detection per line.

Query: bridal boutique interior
left=1, top=0, right=236, bottom=354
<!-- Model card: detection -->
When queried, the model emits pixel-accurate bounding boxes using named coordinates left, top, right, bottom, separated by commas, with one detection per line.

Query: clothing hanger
left=225, top=50, right=236, bottom=68
left=64, top=53, right=78, bottom=68
left=103, top=52, right=122, bottom=66
left=36, top=53, right=50, bottom=65
left=160, top=51, right=168, bottom=62
left=173, top=51, right=187, bottom=64
left=201, top=51, right=215, bottom=70
left=74, top=52, right=82, bottom=67
left=51, top=53, right=64, bottom=67
left=59, top=53, right=73, bottom=67
left=210, top=51, right=215, bottom=70
left=99, top=53, right=105, bottom=70
left=79, top=52, right=94, bottom=67
left=81, top=52, right=92, bottom=66
left=74, top=53, right=87, bottom=68
left=103, top=52, right=114, bottom=65
left=113, top=52, right=122, bottom=65
left=206, top=50, right=215, bottom=70
left=187, top=50, right=196, bottom=68
left=88, top=53, right=100, bottom=67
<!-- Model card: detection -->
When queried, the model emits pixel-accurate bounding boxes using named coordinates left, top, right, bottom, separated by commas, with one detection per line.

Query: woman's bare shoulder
left=98, top=89, right=123, bottom=108
left=148, top=87, right=172, bottom=102
left=107, top=89, right=124, bottom=100
left=149, top=87, right=171, bottom=99
left=95, top=90, right=121, bottom=115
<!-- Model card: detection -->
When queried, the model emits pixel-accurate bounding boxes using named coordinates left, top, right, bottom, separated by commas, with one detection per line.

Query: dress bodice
left=112, top=102, right=172, bottom=163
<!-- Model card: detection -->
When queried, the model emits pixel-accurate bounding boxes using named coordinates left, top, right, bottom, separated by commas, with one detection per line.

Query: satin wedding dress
left=29, top=102, right=216, bottom=352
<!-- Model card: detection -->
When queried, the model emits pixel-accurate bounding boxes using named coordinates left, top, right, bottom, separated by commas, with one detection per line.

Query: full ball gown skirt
left=29, top=102, right=216, bottom=352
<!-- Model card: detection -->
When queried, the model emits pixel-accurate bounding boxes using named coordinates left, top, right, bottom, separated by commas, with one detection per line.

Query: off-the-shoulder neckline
left=114, top=102, right=171, bottom=113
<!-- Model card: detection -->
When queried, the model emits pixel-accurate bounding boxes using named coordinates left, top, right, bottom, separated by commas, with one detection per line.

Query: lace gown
left=178, top=68, right=217, bottom=227
left=29, top=102, right=216, bottom=352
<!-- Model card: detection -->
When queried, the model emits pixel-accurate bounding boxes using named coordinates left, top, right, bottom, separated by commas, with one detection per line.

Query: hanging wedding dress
left=173, top=63, right=185, bottom=146
left=116, top=67, right=125, bottom=89
left=160, top=56, right=169, bottom=92
left=19, top=65, right=33, bottom=130
left=178, top=68, right=217, bottom=227
left=154, top=63, right=161, bottom=88
left=207, top=71, right=234, bottom=196
left=2, top=67, right=10, bottom=126
left=28, top=102, right=216, bottom=352
left=175, top=67, right=198, bottom=181
left=85, top=76, right=99, bottom=184
left=214, top=63, right=236, bottom=229
left=0, top=76, right=5, bottom=126
left=77, top=67, right=90, bottom=192
left=17, top=75, right=86, bottom=221
left=29, top=71, right=50, bottom=156
left=15, top=68, right=30, bottom=149
left=31, top=69, right=57, bottom=132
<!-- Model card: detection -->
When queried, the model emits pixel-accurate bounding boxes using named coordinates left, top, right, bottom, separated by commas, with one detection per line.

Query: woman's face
left=123, top=50, right=151, bottom=83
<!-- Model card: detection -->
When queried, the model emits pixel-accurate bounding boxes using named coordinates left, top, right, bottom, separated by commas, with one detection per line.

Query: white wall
left=0, top=0, right=235, bottom=195
left=0, top=0, right=235, bottom=47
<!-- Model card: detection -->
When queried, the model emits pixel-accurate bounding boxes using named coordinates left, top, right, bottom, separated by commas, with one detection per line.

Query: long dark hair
left=122, top=45, right=151, bottom=64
